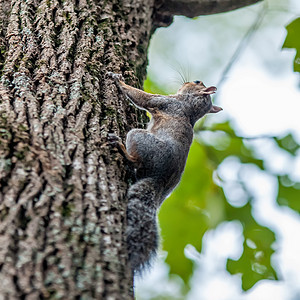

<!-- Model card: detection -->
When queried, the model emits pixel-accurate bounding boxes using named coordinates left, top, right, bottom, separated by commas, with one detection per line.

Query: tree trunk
left=0, top=0, right=152, bottom=298
left=0, top=0, right=261, bottom=299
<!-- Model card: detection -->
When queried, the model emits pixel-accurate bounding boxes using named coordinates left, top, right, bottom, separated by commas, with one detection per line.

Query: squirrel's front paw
left=107, top=72, right=124, bottom=82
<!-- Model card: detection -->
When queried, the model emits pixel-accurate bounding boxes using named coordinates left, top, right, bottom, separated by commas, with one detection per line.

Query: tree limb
left=154, top=0, right=263, bottom=27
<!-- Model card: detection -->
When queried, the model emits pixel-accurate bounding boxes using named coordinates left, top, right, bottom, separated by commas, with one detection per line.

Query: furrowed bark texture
left=0, top=0, right=152, bottom=299
left=0, top=0, right=263, bottom=299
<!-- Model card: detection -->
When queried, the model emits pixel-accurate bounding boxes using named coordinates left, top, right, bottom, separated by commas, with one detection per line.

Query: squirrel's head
left=177, top=80, right=222, bottom=115
left=177, top=80, right=216, bottom=96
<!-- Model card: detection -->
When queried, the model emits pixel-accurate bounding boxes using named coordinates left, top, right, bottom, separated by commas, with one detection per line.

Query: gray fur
left=108, top=73, right=221, bottom=274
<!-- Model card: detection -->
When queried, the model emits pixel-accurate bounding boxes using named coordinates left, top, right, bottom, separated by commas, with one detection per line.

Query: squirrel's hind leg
left=126, top=129, right=167, bottom=168
left=107, top=134, right=140, bottom=163
left=126, top=129, right=161, bottom=153
left=118, top=142, right=140, bottom=163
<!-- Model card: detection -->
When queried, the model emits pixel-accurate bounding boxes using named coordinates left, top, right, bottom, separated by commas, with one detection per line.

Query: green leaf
left=282, top=17, right=300, bottom=72
left=226, top=203, right=278, bottom=290
left=277, top=175, right=300, bottom=213
left=159, top=122, right=279, bottom=291
left=227, top=245, right=277, bottom=291
left=274, top=133, right=300, bottom=156
left=195, top=121, right=264, bottom=169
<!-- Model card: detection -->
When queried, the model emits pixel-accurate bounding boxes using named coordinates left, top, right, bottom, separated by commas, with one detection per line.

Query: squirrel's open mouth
left=203, top=86, right=217, bottom=94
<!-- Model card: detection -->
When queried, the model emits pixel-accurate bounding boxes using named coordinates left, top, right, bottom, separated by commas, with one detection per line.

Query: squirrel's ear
left=209, top=105, right=222, bottom=113
left=202, top=86, right=217, bottom=95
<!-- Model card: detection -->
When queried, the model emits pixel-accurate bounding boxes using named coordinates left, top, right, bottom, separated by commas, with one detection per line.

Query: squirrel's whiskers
left=169, top=61, right=192, bottom=85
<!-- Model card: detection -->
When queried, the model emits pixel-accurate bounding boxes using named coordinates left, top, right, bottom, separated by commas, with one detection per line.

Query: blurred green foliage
left=140, top=6, right=300, bottom=296
left=277, top=175, right=300, bottom=212
left=159, top=127, right=278, bottom=292
left=143, top=71, right=300, bottom=294
left=282, top=17, right=300, bottom=72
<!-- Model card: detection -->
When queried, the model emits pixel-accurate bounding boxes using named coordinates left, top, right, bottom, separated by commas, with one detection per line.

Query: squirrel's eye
left=193, top=80, right=201, bottom=84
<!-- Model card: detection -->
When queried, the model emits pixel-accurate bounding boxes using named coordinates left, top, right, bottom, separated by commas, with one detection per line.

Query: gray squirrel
left=108, top=73, right=222, bottom=274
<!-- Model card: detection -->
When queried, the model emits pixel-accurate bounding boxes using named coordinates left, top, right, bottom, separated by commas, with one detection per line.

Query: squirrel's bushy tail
left=126, top=178, right=159, bottom=274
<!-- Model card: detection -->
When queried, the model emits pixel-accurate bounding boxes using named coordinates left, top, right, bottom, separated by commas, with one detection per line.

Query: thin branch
left=216, top=1, right=268, bottom=89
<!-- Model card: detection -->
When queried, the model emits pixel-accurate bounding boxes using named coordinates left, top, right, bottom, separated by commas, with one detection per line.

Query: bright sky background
left=136, top=0, right=300, bottom=299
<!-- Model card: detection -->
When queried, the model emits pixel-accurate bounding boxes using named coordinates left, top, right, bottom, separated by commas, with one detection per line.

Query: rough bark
left=0, top=0, right=262, bottom=299
left=0, top=0, right=152, bottom=299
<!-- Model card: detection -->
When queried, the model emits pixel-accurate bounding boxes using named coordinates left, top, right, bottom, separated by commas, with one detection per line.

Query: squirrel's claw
left=107, top=133, right=122, bottom=146
left=107, top=72, right=125, bottom=82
